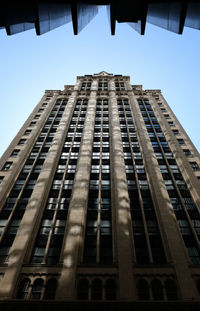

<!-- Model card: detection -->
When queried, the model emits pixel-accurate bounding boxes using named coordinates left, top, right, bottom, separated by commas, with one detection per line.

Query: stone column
left=0, top=87, right=79, bottom=299
left=127, top=83, right=199, bottom=300
left=56, top=79, right=98, bottom=300
left=109, top=78, right=136, bottom=300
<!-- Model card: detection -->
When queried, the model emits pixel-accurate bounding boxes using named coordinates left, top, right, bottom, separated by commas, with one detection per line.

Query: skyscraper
left=0, top=71, right=200, bottom=310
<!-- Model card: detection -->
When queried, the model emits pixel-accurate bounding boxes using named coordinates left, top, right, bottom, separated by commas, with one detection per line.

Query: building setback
left=0, top=71, right=200, bottom=311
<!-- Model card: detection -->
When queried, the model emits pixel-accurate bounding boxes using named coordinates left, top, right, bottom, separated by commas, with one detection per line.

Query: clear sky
left=0, top=6, right=200, bottom=157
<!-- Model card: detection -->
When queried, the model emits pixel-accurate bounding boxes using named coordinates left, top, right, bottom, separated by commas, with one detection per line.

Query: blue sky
left=0, top=6, right=200, bottom=157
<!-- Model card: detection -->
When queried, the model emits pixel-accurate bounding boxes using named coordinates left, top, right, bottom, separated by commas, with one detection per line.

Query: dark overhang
left=0, top=1, right=200, bottom=36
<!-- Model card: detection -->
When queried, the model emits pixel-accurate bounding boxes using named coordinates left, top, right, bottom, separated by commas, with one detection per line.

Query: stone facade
left=0, top=72, right=200, bottom=310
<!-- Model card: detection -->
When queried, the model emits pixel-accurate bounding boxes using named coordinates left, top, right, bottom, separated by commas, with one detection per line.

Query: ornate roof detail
left=94, top=71, right=113, bottom=76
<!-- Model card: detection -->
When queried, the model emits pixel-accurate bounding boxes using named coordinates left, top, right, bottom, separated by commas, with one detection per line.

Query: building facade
left=0, top=71, right=200, bottom=310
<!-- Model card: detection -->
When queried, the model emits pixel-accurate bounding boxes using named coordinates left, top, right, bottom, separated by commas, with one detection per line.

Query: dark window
left=105, top=279, right=116, bottom=300
left=46, top=247, right=61, bottom=264
left=31, top=247, right=45, bottom=263
left=0, top=246, right=10, bottom=263
left=44, top=279, right=57, bottom=300
left=2, top=162, right=12, bottom=171
left=81, top=82, right=91, bottom=91
left=11, top=149, right=20, bottom=157
left=18, top=139, right=26, bottom=145
left=31, top=278, right=43, bottom=300
left=137, top=279, right=149, bottom=300
left=115, top=82, right=125, bottom=91
left=24, top=130, right=31, bottom=136
left=0, top=176, right=4, bottom=184
left=17, top=278, right=30, bottom=299
left=177, top=139, right=185, bottom=146
left=165, top=279, right=178, bottom=300
left=151, top=279, right=164, bottom=300
left=91, top=279, right=102, bottom=300
left=98, top=82, right=108, bottom=91
left=0, top=219, right=7, bottom=235
left=196, top=279, right=200, bottom=295
left=183, top=149, right=191, bottom=156
left=172, top=129, right=179, bottom=136
left=190, top=162, right=199, bottom=171
left=77, top=279, right=89, bottom=300
left=29, top=122, right=36, bottom=127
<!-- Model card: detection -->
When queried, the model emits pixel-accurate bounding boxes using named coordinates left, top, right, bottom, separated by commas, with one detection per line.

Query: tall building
left=0, top=71, right=200, bottom=310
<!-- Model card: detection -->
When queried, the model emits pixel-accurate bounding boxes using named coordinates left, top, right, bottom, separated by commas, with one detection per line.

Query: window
left=177, top=139, right=185, bottom=146
left=77, top=279, right=89, bottom=300
left=155, top=153, right=163, bottom=159
left=183, top=149, right=191, bottom=157
left=23, top=164, right=32, bottom=173
left=0, top=219, right=7, bottom=236
left=0, top=176, right=4, bottom=184
left=151, top=279, right=164, bottom=300
left=0, top=246, right=10, bottom=263
left=115, top=82, right=125, bottom=91
left=170, top=165, right=179, bottom=173
left=18, top=139, right=26, bottom=145
left=46, top=198, right=57, bottom=210
left=54, top=220, right=65, bottom=235
left=4, top=198, right=17, bottom=209
left=91, top=279, right=102, bottom=300
left=26, top=179, right=37, bottom=189
left=164, top=180, right=174, bottom=190
left=29, top=122, right=36, bottom=127
left=105, top=279, right=116, bottom=300
left=172, top=129, right=179, bottom=136
left=24, top=130, right=31, bottom=136
left=159, top=165, right=168, bottom=173
left=11, top=149, right=20, bottom=157
left=81, top=82, right=91, bottom=91
left=7, top=219, right=21, bottom=234
left=32, top=247, right=45, bottom=263
left=39, top=152, right=48, bottom=159
left=17, top=278, right=30, bottom=299
left=187, top=247, right=200, bottom=264
left=98, top=82, right=108, bottom=91
left=46, top=247, right=61, bottom=264
left=190, top=162, right=199, bottom=171
left=196, top=279, right=200, bottom=294
left=44, top=279, right=57, bottom=300
left=57, top=165, right=65, bottom=173
left=13, top=179, right=26, bottom=190
left=2, top=162, right=12, bottom=171
left=137, top=279, right=149, bottom=300
left=31, top=278, right=43, bottom=300
left=29, top=152, right=38, bottom=159
left=165, top=279, right=178, bottom=300
left=33, top=165, right=43, bottom=173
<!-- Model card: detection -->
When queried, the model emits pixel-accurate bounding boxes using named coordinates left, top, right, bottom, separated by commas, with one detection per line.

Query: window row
left=137, top=278, right=178, bottom=301
left=17, top=278, right=57, bottom=300
left=77, top=278, right=116, bottom=300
